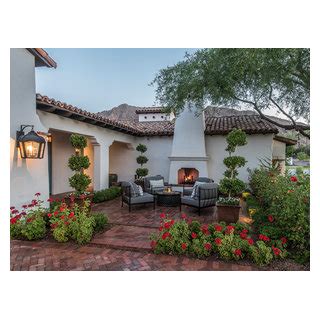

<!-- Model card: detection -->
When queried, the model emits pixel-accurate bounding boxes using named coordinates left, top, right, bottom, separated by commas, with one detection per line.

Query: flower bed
left=248, top=168, right=310, bottom=263
left=150, top=213, right=288, bottom=266
left=11, top=193, right=108, bottom=245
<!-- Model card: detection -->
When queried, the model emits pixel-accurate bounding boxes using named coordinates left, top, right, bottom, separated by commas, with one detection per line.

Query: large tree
left=151, top=48, right=310, bottom=138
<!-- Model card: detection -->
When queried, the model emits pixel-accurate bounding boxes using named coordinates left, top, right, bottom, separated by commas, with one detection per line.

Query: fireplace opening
left=178, top=168, right=199, bottom=185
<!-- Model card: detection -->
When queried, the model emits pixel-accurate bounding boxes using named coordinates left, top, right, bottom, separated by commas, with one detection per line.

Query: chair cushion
left=181, top=196, right=216, bottom=208
left=124, top=193, right=154, bottom=204
left=144, top=175, right=164, bottom=190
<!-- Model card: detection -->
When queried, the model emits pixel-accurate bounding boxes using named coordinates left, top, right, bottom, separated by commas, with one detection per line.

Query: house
left=10, top=48, right=296, bottom=208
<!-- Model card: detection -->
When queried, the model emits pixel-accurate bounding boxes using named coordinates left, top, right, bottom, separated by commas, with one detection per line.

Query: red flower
left=35, top=192, right=41, bottom=196
left=247, top=238, right=254, bottom=245
left=79, top=194, right=86, bottom=200
left=10, top=217, right=17, bottom=225
left=21, top=211, right=26, bottom=215
left=160, top=213, right=166, bottom=219
left=204, top=242, right=212, bottom=251
left=162, top=232, right=170, bottom=240
left=259, top=234, right=270, bottom=242
left=272, top=246, right=281, bottom=256
left=181, top=213, right=187, bottom=219
left=68, top=212, right=75, bottom=219
left=64, top=221, right=70, bottom=226
left=28, top=204, right=34, bottom=208
left=191, top=232, right=197, bottom=239
left=201, top=224, right=209, bottom=235
left=268, top=215, right=274, bottom=222
left=47, top=198, right=54, bottom=202
left=26, top=218, right=32, bottom=223
left=181, top=243, right=187, bottom=250
left=159, top=226, right=163, bottom=231
left=54, top=211, right=58, bottom=216
left=50, top=223, right=58, bottom=229
left=242, top=229, right=248, bottom=233
left=12, top=209, right=19, bottom=214
left=22, top=205, right=28, bottom=209
left=164, top=222, right=171, bottom=229
left=187, top=218, right=193, bottom=224
left=226, top=225, right=235, bottom=234
left=290, top=176, right=298, bottom=182
left=10, top=206, right=15, bottom=210
left=170, top=219, right=175, bottom=226
left=234, top=249, right=242, bottom=256
left=287, top=190, right=293, bottom=193
left=60, top=215, right=65, bottom=220
left=47, top=213, right=52, bottom=218
left=281, top=237, right=287, bottom=244
left=240, top=232, right=247, bottom=239
left=214, top=224, right=223, bottom=232
left=31, top=199, right=38, bottom=205
left=59, top=206, right=65, bottom=212
left=215, top=238, right=222, bottom=245
left=150, top=240, right=157, bottom=249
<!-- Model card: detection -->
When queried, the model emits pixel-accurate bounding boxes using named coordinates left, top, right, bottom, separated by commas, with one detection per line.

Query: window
left=144, top=116, right=147, bottom=119
left=152, top=116, right=155, bottom=119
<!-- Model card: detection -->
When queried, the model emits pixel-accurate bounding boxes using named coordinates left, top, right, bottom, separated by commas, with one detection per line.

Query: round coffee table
left=156, top=191, right=181, bottom=208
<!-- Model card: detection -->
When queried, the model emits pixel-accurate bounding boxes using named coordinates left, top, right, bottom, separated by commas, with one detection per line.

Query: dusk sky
left=36, top=48, right=198, bottom=113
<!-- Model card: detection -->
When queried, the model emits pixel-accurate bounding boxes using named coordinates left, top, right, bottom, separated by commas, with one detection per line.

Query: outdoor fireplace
left=178, top=168, right=199, bottom=185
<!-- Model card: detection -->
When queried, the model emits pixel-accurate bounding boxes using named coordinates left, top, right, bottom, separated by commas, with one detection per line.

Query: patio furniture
left=156, top=191, right=181, bottom=209
left=144, top=175, right=167, bottom=194
left=121, top=181, right=155, bottom=212
left=181, top=183, right=218, bottom=215
left=183, top=177, right=214, bottom=196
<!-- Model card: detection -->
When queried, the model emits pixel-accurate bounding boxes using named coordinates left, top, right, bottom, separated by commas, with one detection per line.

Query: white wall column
left=93, top=143, right=110, bottom=190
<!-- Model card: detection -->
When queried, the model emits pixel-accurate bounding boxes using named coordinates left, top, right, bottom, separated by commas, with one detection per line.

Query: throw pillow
left=129, top=182, right=141, bottom=197
left=191, top=181, right=206, bottom=198
left=149, top=179, right=164, bottom=188
left=137, top=185, right=143, bottom=196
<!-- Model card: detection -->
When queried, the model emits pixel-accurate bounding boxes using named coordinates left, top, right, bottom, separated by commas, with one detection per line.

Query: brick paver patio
left=10, top=197, right=257, bottom=271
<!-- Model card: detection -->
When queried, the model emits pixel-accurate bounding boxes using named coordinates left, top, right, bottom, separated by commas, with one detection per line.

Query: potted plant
left=67, top=134, right=93, bottom=206
left=135, top=143, right=149, bottom=188
left=217, top=129, right=247, bottom=223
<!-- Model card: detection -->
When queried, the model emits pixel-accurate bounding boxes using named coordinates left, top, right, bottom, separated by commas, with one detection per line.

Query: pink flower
left=181, top=213, right=187, bottom=220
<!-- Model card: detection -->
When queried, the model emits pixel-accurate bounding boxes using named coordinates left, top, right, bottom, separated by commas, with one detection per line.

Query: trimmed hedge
left=92, top=186, right=121, bottom=203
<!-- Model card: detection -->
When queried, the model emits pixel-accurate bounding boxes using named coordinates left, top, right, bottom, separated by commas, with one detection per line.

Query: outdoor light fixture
left=16, top=125, right=46, bottom=159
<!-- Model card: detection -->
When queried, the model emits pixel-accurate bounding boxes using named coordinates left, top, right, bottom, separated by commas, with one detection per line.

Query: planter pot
left=216, top=203, right=241, bottom=223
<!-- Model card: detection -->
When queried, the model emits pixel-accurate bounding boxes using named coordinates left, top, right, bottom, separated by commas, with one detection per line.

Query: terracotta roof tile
left=36, top=94, right=278, bottom=136
left=135, top=107, right=165, bottom=114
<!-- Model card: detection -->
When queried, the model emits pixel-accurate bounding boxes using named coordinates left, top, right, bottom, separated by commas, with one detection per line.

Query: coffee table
left=156, top=191, right=181, bottom=209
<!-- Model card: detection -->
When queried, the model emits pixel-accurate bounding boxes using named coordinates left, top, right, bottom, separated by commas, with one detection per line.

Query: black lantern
left=16, top=125, right=46, bottom=159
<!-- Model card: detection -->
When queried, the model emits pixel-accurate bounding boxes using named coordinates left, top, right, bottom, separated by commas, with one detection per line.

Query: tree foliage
left=152, top=48, right=310, bottom=138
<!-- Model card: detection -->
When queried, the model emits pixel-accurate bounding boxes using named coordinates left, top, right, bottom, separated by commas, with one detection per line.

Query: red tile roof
left=136, top=107, right=165, bottom=114
left=27, top=48, right=57, bottom=68
left=36, top=94, right=278, bottom=136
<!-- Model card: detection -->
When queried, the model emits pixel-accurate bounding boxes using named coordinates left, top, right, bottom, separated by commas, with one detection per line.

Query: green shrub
left=248, top=241, right=273, bottom=266
left=70, top=209, right=95, bottom=245
left=92, top=186, right=121, bottom=203
left=10, top=193, right=47, bottom=241
left=69, top=173, right=92, bottom=195
left=70, top=134, right=87, bottom=149
left=249, top=168, right=310, bottom=263
left=68, top=155, right=90, bottom=171
left=136, top=168, right=149, bottom=178
left=92, top=213, right=108, bottom=232
left=52, top=222, right=70, bottom=242
left=218, top=129, right=247, bottom=204
left=135, top=143, right=149, bottom=179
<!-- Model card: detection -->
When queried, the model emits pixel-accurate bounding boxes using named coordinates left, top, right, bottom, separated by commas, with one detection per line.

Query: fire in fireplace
left=178, top=168, right=199, bottom=184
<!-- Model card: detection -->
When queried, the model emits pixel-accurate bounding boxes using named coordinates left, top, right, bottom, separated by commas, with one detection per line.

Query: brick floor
left=10, top=197, right=256, bottom=271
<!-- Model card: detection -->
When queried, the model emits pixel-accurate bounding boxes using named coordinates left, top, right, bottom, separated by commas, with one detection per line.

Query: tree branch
left=233, top=96, right=310, bottom=139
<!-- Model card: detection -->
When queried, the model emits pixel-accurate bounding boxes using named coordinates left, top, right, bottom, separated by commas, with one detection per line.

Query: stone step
left=91, top=225, right=157, bottom=252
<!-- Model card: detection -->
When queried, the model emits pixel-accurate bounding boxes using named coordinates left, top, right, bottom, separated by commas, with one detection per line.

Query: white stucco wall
left=10, top=49, right=50, bottom=208
left=205, top=134, right=274, bottom=183
left=138, top=112, right=174, bottom=122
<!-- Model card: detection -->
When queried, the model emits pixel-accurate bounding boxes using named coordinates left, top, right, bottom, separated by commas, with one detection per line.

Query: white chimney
left=168, top=104, right=209, bottom=184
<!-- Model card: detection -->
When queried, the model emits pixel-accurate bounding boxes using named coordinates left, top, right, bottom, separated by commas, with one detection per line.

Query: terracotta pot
left=216, top=204, right=241, bottom=223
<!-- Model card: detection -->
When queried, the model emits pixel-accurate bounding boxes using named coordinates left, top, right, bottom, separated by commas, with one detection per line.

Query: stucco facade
left=10, top=48, right=289, bottom=208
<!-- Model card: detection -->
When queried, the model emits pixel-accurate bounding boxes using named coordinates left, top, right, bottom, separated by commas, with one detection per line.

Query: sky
left=36, top=48, right=198, bottom=113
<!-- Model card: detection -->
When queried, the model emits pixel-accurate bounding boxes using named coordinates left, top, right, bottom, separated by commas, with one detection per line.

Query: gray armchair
left=121, top=181, right=155, bottom=212
left=183, top=177, right=214, bottom=196
left=143, top=175, right=167, bottom=194
left=181, top=183, right=218, bottom=215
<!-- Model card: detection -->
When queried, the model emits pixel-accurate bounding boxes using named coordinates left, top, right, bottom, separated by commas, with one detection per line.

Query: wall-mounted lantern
left=16, top=125, right=46, bottom=159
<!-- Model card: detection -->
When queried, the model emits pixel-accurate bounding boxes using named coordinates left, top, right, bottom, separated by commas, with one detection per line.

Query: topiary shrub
left=135, top=143, right=149, bottom=179
left=68, top=134, right=91, bottom=196
left=218, top=129, right=247, bottom=205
